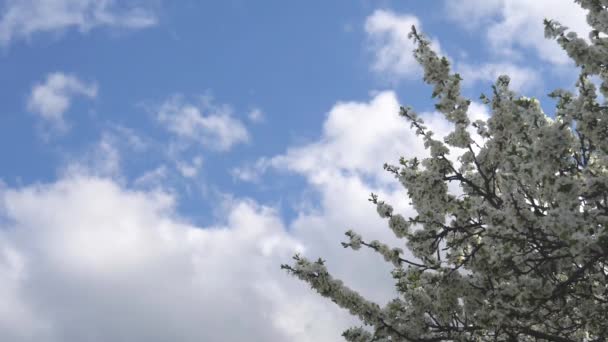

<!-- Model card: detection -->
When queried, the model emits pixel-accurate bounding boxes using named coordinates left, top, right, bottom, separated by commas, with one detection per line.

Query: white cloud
left=177, top=156, right=203, bottom=178
left=467, top=100, right=492, bottom=123
left=231, top=157, right=271, bottom=183
left=64, top=133, right=121, bottom=177
left=0, top=0, right=157, bottom=46
left=445, top=0, right=589, bottom=65
left=0, top=176, right=358, bottom=341
left=365, top=10, right=441, bottom=81
left=234, top=91, right=490, bottom=186
left=27, top=72, right=97, bottom=131
left=457, top=62, right=542, bottom=93
left=2, top=91, right=417, bottom=340
left=61, top=125, right=149, bottom=179
left=270, top=91, right=452, bottom=181
left=237, top=91, right=490, bottom=304
left=274, top=93, right=487, bottom=306
left=157, top=96, right=250, bottom=152
left=0, top=89, right=495, bottom=341
left=0, top=236, right=52, bottom=341
left=443, top=0, right=503, bottom=30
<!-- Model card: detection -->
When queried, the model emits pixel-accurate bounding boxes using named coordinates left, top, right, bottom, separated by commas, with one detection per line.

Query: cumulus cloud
left=234, top=91, right=489, bottom=184
left=0, top=176, right=358, bottom=341
left=4, top=92, right=492, bottom=341
left=236, top=91, right=490, bottom=300
left=269, top=91, right=452, bottom=181
left=27, top=72, right=97, bottom=131
left=156, top=95, right=250, bottom=152
left=0, top=0, right=157, bottom=46
left=445, top=0, right=589, bottom=65
left=365, top=10, right=441, bottom=81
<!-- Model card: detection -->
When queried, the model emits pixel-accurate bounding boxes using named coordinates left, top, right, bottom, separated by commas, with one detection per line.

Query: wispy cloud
left=156, top=95, right=250, bottom=152
left=61, top=125, right=147, bottom=178
left=0, top=0, right=157, bottom=46
left=364, top=10, right=440, bottom=81
left=27, top=72, right=97, bottom=132
left=445, top=0, right=589, bottom=65
left=176, top=156, right=203, bottom=178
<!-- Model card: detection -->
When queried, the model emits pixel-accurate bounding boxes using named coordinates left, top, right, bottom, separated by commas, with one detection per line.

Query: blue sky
left=0, top=1, right=591, bottom=341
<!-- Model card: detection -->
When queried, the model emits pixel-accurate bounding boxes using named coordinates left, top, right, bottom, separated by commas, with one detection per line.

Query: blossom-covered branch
left=283, top=1, right=608, bottom=340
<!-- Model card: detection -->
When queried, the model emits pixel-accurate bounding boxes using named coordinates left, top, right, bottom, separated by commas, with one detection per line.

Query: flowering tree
left=282, top=1, right=608, bottom=341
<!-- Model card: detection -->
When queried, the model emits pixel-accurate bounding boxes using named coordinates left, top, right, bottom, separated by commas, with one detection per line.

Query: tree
left=282, top=1, right=608, bottom=341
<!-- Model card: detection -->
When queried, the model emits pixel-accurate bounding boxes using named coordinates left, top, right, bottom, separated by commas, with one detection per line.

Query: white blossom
left=375, top=201, right=393, bottom=218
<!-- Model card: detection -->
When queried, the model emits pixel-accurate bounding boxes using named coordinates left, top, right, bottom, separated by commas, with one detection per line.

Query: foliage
left=282, top=1, right=608, bottom=341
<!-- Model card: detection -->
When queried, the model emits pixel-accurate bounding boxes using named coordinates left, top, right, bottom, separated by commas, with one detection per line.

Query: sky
left=0, top=1, right=591, bottom=341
